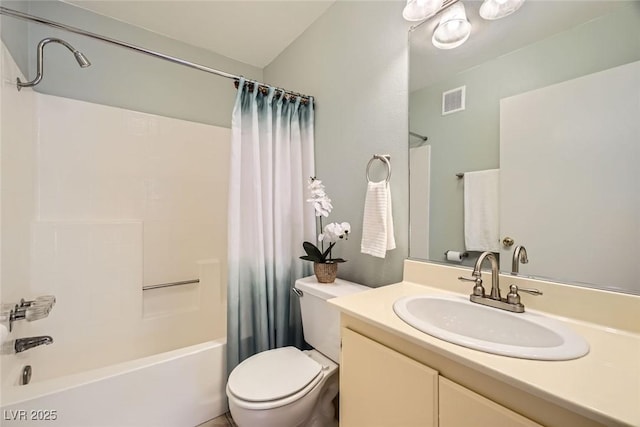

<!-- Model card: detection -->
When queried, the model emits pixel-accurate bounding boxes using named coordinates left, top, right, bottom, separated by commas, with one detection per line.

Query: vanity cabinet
left=439, top=377, right=542, bottom=427
left=340, top=327, right=438, bottom=427
left=340, top=326, right=549, bottom=427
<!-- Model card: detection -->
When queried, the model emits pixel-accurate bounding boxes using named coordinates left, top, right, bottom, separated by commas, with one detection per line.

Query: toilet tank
left=294, top=276, right=369, bottom=363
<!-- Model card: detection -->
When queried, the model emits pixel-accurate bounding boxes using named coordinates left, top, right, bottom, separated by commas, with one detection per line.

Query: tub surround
left=330, top=260, right=640, bottom=427
left=1, top=41, right=229, bottom=427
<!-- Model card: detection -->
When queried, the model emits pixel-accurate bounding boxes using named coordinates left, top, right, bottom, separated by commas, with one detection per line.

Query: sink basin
left=393, top=295, right=589, bottom=360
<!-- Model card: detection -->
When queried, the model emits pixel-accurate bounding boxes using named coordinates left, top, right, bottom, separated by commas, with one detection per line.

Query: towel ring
left=366, top=154, right=391, bottom=183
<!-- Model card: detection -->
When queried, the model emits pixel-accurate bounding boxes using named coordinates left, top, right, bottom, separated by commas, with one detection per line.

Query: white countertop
left=329, top=280, right=640, bottom=427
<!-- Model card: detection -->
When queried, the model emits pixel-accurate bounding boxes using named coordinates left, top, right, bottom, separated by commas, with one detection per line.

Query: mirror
left=409, top=1, right=640, bottom=294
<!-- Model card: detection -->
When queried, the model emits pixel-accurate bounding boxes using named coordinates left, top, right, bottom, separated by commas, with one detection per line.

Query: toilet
left=226, top=276, right=369, bottom=427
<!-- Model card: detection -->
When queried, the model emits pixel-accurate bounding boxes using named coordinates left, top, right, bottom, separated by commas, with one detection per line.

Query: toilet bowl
left=227, top=348, right=338, bottom=427
left=226, top=276, right=369, bottom=427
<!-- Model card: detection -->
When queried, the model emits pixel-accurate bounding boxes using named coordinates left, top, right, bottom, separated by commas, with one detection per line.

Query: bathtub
left=0, top=339, right=228, bottom=427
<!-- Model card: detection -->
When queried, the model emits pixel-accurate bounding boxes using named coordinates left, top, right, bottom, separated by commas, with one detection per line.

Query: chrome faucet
left=459, top=251, right=542, bottom=313
left=14, top=336, right=53, bottom=353
left=459, top=251, right=500, bottom=300
left=512, top=245, right=528, bottom=274
left=475, top=251, right=501, bottom=300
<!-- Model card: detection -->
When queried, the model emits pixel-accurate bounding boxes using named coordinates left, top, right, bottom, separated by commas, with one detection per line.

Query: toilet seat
left=227, top=347, right=324, bottom=410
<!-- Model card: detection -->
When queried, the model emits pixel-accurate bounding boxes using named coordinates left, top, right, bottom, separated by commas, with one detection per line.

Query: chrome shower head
left=73, top=50, right=91, bottom=68
left=17, top=37, right=92, bottom=91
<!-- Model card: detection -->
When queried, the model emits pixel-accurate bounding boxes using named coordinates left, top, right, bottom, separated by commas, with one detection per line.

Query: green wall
left=265, top=1, right=411, bottom=287
left=409, top=3, right=640, bottom=262
left=1, top=0, right=262, bottom=127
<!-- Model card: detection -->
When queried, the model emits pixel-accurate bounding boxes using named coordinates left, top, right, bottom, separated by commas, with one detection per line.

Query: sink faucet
left=459, top=251, right=542, bottom=313
left=459, top=251, right=500, bottom=300
left=512, top=245, right=528, bottom=274
left=473, top=251, right=501, bottom=300
left=14, top=336, right=53, bottom=353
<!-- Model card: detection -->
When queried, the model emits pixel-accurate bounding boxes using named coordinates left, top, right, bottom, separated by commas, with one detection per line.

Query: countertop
left=329, top=280, right=640, bottom=427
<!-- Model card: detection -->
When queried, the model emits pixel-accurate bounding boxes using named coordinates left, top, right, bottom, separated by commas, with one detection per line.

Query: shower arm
left=17, top=37, right=90, bottom=91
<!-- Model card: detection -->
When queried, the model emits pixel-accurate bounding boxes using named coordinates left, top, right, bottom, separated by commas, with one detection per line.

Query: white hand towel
left=464, top=169, right=500, bottom=252
left=361, top=181, right=396, bottom=258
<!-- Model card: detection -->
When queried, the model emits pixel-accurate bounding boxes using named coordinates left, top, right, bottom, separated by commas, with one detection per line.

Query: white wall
left=1, top=44, right=228, bottom=387
left=264, top=1, right=411, bottom=286
left=1, top=42, right=37, bottom=310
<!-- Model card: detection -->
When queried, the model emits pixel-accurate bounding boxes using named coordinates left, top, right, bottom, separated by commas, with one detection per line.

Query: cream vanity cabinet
left=340, top=327, right=541, bottom=427
left=340, top=316, right=605, bottom=427
left=438, top=377, right=541, bottom=427
left=340, top=327, right=439, bottom=427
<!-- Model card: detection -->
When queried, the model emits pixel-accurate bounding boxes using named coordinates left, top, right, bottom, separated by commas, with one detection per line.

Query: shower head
left=17, top=37, right=92, bottom=91
left=73, top=50, right=91, bottom=68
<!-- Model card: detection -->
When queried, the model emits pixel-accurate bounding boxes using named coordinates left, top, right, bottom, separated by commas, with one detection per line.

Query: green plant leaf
left=327, top=258, right=347, bottom=263
left=302, top=241, right=324, bottom=262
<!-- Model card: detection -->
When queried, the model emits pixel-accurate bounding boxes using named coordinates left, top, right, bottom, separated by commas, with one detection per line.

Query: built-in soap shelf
left=1, top=295, right=56, bottom=332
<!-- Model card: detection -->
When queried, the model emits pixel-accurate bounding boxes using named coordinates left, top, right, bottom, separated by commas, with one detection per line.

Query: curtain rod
left=0, top=6, right=313, bottom=103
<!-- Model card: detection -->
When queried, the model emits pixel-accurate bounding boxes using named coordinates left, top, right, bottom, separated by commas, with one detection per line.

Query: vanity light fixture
left=402, top=0, right=445, bottom=22
left=406, top=0, right=524, bottom=50
left=432, top=3, right=472, bottom=50
left=479, top=0, right=525, bottom=20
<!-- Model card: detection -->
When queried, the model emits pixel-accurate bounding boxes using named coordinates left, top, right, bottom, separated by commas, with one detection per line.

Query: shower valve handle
left=5, top=294, right=57, bottom=331
left=25, top=307, right=52, bottom=322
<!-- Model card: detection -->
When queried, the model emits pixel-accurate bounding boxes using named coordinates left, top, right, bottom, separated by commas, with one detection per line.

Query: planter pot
left=314, top=262, right=338, bottom=284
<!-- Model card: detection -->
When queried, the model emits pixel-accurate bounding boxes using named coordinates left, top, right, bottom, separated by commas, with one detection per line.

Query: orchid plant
left=300, top=177, right=351, bottom=264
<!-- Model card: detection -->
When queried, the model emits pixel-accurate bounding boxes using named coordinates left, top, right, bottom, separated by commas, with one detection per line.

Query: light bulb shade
left=479, top=0, right=525, bottom=20
left=432, top=3, right=472, bottom=50
left=403, top=0, right=445, bottom=22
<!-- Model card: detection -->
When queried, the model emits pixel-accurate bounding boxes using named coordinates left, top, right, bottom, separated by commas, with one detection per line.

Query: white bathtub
left=0, top=339, right=228, bottom=427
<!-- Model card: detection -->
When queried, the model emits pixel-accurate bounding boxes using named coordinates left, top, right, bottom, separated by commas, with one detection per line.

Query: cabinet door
left=340, top=328, right=438, bottom=427
left=439, top=377, right=543, bottom=427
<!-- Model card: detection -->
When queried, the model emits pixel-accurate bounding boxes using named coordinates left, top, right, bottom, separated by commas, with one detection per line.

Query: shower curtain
left=227, top=78, right=315, bottom=373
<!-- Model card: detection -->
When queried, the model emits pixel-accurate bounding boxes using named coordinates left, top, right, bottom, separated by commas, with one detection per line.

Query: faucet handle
left=515, top=286, right=543, bottom=296
left=458, top=276, right=485, bottom=297
left=506, top=285, right=543, bottom=305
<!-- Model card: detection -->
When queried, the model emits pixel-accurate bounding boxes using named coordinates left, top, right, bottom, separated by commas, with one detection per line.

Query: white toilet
left=226, top=276, right=369, bottom=427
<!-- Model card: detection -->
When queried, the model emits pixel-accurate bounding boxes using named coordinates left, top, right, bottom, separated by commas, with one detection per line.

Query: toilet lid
left=228, top=347, right=322, bottom=402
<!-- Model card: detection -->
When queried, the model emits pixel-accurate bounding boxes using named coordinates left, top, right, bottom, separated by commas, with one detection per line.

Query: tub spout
left=14, top=335, right=53, bottom=353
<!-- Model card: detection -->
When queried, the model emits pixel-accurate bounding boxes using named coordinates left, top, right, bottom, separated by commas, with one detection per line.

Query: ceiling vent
left=442, top=85, right=466, bottom=115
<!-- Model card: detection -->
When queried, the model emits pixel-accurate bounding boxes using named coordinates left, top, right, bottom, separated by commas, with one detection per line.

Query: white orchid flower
left=309, top=186, right=326, bottom=197
left=308, top=177, right=323, bottom=187
left=307, top=177, right=333, bottom=216
left=302, top=177, right=352, bottom=264
left=312, top=200, right=331, bottom=217
left=340, top=222, right=351, bottom=235
left=321, top=222, right=351, bottom=242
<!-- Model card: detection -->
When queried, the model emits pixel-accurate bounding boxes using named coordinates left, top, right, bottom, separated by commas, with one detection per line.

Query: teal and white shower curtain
left=227, top=78, right=315, bottom=373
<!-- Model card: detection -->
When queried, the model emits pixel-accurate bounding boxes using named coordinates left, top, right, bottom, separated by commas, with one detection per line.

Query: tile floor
left=198, top=412, right=237, bottom=427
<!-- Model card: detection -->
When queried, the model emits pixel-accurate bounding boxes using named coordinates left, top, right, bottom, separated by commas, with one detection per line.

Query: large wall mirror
left=408, top=1, right=640, bottom=294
